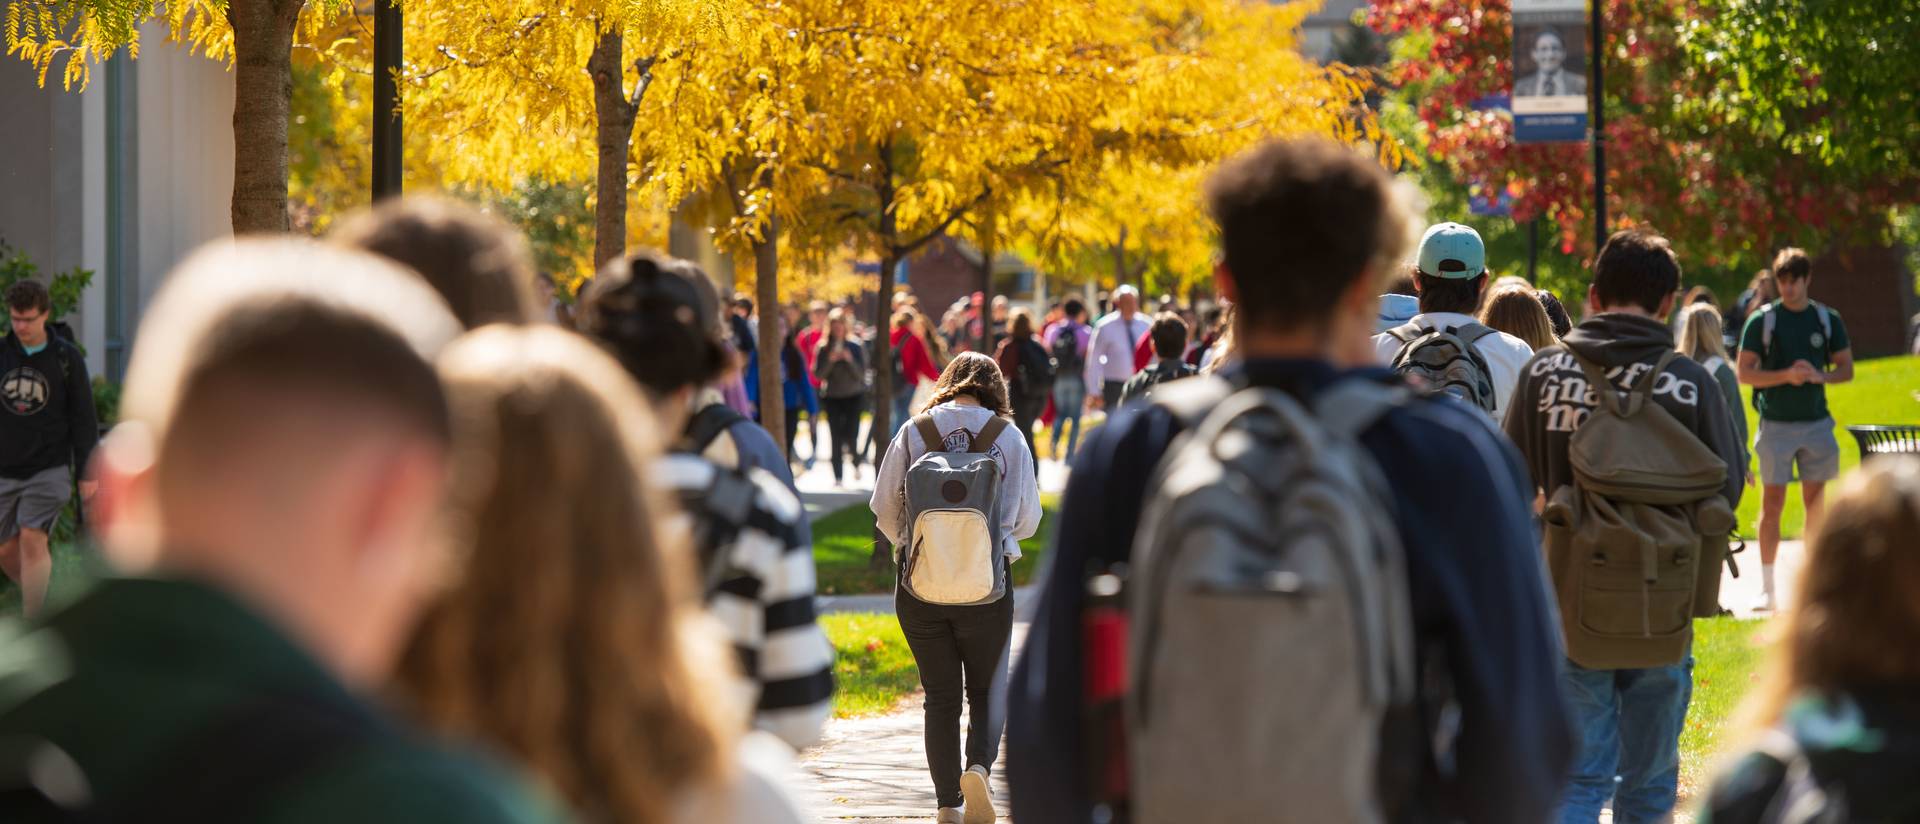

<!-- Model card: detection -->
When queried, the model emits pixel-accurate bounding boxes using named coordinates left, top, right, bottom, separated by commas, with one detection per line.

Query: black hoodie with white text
left=1502, top=312, right=1744, bottom=511
left=1, top=332, right=100, bottom=479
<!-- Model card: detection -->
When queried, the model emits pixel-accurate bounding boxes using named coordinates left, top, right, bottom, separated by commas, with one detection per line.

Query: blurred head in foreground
left=96, top=237, right=462, bottom=686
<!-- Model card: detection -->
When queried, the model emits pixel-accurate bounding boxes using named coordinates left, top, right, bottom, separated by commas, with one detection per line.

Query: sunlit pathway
left=797, top=624, right=1029, bottom=823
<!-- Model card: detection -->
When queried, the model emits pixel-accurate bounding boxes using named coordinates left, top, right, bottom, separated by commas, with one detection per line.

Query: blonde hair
left=1202, top=304, right=1238, bottom=375
left=1735, top=458, right=1920, bottom=741
left=1478, top=286, right=1559, bottom=352
left=922, top=351, right=1013, bottom=416
left=396, top=326, right=737, bottom=824
left=1675, top=302, right=1730, bottom=364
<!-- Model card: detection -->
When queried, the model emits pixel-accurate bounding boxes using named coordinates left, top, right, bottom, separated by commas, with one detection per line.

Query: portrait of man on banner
left=1514, top=26, right=1587, bottom=98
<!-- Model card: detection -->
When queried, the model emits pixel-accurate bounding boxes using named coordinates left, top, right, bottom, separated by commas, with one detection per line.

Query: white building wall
left=131, top=24, right=234, bottom=321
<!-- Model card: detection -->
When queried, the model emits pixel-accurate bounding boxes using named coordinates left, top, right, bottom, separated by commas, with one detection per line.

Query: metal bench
left=1847, top=425, right=1920, bottom=463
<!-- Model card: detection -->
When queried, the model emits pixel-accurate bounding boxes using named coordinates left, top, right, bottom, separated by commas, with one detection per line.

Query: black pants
left=896, top=585, right=1015, bottom=809
left=823, top=395, right=864, bottom=481
left=1101, top=379, right=1126, bottom=412
left=1011, top=393, right=1045, bottom=469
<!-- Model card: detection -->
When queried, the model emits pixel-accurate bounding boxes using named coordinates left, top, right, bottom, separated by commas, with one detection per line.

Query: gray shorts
left=1754, top=417, right=1841, bottom=486
left=0, top=465, right=71, bottom=543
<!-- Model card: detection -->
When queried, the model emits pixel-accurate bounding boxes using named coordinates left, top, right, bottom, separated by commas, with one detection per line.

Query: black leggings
left=822, top=395, right=863, bottom=481
left=896, top=585, right=1014, bottom=809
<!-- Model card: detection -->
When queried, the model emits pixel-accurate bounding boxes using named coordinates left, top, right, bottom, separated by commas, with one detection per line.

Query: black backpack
left=1050, top=323, right=1085, bottom=374
left=1016, top=339, right=1057, bottom=401
left=1384, top=322, right=1499, bottom=413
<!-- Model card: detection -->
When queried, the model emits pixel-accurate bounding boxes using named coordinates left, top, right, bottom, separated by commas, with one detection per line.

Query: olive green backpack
left=1542, top=351, right=1736, bottom=670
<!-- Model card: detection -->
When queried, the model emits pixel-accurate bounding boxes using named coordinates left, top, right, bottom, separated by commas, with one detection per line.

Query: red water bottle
left=1082, top=570, right=1130, bottom=819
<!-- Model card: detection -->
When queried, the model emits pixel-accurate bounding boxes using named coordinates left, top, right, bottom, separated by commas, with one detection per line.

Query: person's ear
left=1586, top=285, right=1602, bottom=316
left=1656, top=291, right=1677, bottom=320
left=91, top=422, right=159, bottom=572
left=1411, top=275, right=1426, bottom=295
left=1213, top=260, right=1239, bottom=303
left=344, top=443, right=448, bottom=584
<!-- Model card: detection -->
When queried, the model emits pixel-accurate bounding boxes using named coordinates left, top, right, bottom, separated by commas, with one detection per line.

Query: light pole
left=372, top=0, right=402, bottom=200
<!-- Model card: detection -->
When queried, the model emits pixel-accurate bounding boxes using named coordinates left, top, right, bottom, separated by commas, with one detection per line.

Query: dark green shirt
left=0, top=577, right=568, bottom=824
left=1738, top=300, right=1850, bottom=422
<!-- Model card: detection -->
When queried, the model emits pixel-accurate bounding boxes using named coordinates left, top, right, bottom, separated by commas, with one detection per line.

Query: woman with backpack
left=1699, top=458, right=1920, bottom=823
left=870, top=352, right=1042, bottom=824
left=1677, top=302, right=1750, bottom=486
left=994, top=309, right=1053, bottom=466
left=814, top=308, right=869, bottom=485
left=398, top=326, right=809, bottom=824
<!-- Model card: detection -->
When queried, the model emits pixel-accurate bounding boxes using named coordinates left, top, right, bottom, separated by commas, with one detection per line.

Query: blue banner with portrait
left=1512, top=0, right=1589, bottom=143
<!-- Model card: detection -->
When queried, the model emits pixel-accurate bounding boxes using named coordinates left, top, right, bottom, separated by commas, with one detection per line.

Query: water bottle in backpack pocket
left=899, top=415, right=1011, bottom=605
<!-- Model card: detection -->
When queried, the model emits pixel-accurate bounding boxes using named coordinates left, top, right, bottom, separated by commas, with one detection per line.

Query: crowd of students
left=0, top=134, right=1910, bottom=824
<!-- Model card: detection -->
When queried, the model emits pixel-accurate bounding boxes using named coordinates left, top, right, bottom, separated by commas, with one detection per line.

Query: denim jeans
left=896, top=585, right=1015, bottom=809
left=892, top=390, right=916, bottom=438
left=1051, top=382, right=1085, bottom=460
left=1555, top=655, right=1695, bottom=824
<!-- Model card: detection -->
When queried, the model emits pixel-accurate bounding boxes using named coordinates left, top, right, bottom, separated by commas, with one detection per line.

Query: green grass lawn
left=813, top=494, right=1060, bottom=595
left=0, top=541, right=95, bottom=618
left=823, top=612, right=921, bottom=718
left=1733, top=355, right=1920, bottom=539
left=1680, top=616, right=1769, bottom=799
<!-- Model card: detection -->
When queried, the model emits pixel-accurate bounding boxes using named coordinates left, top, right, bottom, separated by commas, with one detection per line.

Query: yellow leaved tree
left=6, top=0, right=355, bottom=232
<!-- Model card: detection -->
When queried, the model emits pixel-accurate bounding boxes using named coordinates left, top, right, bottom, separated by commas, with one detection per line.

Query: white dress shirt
left=1084, top=311, right=1151, bottom=392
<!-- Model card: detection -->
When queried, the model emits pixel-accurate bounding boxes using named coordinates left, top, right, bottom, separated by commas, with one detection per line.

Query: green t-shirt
left=1738, top=300, right=1850, bottom=422
left=0, top=577, right=572, bottom=824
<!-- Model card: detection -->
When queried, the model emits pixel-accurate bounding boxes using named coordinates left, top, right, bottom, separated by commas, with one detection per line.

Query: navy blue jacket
left=1006, top=359, right=1573, bottom=824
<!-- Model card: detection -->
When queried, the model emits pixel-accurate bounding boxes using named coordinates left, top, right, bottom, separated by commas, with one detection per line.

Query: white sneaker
left=1751, top=592, right=1777, bottom=613
left=960, top=765, right=995, bottom=823
left=937, top=808, right=965, bottom=824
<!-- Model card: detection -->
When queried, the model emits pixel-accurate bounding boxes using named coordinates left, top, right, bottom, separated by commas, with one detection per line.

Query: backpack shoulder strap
left=686, top=403, right=745, bottom=454
left=1570, top=353, right=1625, bottom=416
left=970, top=416, right=1011, bottom=453
left=1624, top=350, right=1679, bottom=415
left=911, top=414, right=945, bottom=455
left=1760, top=302, right=1778, bottom=353
left=1812, top=300, right=1835, bottom=354
left=1312, top=379, right=1413, bottom=441
left=1147, top=374, right=1235, bottom=428
left=1385, top=322, right=1424, bottom=344
left=1454, top=322, right=1499, bottom=346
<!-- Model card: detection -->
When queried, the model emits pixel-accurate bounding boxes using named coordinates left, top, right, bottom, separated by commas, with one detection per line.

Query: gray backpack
left=899, top=414, right=1011, bottom=605
left=1126, top=377, right=1417, bottom=824
left=1386, top=321, right=1499, bottom=413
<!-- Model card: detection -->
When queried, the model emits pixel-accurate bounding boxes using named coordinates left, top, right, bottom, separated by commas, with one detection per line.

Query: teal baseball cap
left=1417, top=222, right=1486, bottom=279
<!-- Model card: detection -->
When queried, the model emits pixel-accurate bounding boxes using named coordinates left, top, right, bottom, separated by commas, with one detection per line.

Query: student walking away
left=994, top=309, right=1054, bottom=465
left=1737, top=247, right=1853, bottom=613
left=399, top=326, right=810, bottom=824
left=1480, top=285, right=1561, bottom=352
left=0, top=239, right=564, bottom=822
left=331, top=194, right=544, bottom=330
left=1008, top=138, right=1571, bottom=824
left=1677, top=302, right=1750, bottom=489
left=577, top=251, right=834, bottom=750
left=1043, top=298, right=1092, bottom=461
left=1084, top=285, right=1151, bottom=413
left=1116, top=313, right=1197, bottom=409
left=814, top=309, right=869, bottom=485
left=1371, top=222, right=1535, bottom=420
left=797, top=301, right=831, bottom=457
left=886, top=309, right=945, bottom=427
left=1699, top=457, right=1920, bottom=824
left=780, top=322, right=818, bottom=467
left=871, top=352, right=1041, bottom=824
left=1, top=280, right=101, bottom=617
left=1503, top=229, right=1745, bottom=824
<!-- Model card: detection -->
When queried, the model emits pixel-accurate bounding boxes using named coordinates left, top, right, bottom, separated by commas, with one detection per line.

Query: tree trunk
left=754, top=218, right=785, bottom=460
left=976, top=207, right=996, bottom=354
left=227, top=0, right=301, bottom=234
left=1110, top=226, right=1130, bottom=290
left=869, top=244, right=900, bottom=571
left=589, top=30, right=635, bottom=270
